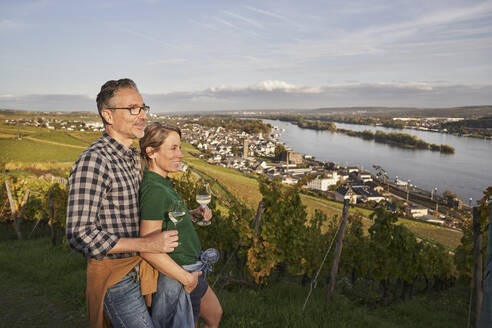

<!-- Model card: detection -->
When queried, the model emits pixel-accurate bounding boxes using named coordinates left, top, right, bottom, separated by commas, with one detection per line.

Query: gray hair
left=96, top=78, right=138, bottom=125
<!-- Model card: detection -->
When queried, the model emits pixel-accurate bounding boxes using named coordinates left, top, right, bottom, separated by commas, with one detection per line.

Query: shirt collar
left=102, top=132, right=139, bottom=159
left=144, top=169, right=173, bottom=187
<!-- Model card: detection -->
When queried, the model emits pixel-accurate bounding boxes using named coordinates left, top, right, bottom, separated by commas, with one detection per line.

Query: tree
left=300, top=210, right=337, bottom=281
left=246, top=177, right=310, bottom=283
left=274, top=144, right=287, bottom=161
left=368, top=206, right=399, bottom=305
left=45, top=183, right=68, bottom=245
left=340, top=212, right=370, bottom=284
left=373, top=165, right=389, bottom=191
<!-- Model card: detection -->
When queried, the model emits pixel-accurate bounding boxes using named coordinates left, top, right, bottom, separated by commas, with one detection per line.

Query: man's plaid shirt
left=66, top=132, right=142, bottom=260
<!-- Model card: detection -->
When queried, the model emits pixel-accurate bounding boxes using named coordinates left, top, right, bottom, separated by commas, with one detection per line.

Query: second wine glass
left=196, top=183, right=211, bottom=226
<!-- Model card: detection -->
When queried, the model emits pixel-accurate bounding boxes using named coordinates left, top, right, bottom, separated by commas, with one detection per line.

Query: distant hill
left=4, top=105, right=492, bottom=120
left=312, top=106, right=492, bottom=118
left=0, top=109, right=99, bottom=121
left=184, top=105, right=492, bottom=119
left=442, top=116, right=492, bottom=129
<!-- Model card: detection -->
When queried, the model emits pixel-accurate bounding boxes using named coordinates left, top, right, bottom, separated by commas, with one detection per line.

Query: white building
left=406, top=205, right=428, bottom=218
left=282, top=176, right=298, bottom=185
left=86, top=121, right=104, bottom=129
left=325, top=171, right=341, bottom=185
left=358, top=172, right=373, bottom=183
left=305, top=176, right=337, bottom=191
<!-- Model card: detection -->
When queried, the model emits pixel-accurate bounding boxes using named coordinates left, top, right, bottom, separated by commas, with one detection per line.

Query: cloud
left=242, top=5, right=287, bottom=21
left=214, top=17, right=240, bottom=30
left=0, top=19, right=13, bottom=28
left=221, top=10, right=264, bottom=29
left=0, top=18, right=25, bottom=30
left=251, top=80, right=297, bottom=92
left=2, top=82, right=491, bottom=112
left=0, top=94, right=94, bottom=111
left=270, top=1, right=492, bottom=64
left=213, top=17, right=259, bottom=38
left=143, top=81, right=492, bottom=111
left=118, top=26, right=178, bottom=49
left=354, top=1, right=492, bottom=45
left=146, top=59, right=188, bottom=65
left=204, top=80, right=321, bottom=94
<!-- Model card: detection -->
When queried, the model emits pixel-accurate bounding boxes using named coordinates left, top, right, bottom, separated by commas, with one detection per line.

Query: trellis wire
left=302, top=223, right=340, bottom=311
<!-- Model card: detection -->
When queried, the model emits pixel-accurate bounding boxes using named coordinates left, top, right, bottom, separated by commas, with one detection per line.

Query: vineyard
left=0, top=118, right=486, bottom=327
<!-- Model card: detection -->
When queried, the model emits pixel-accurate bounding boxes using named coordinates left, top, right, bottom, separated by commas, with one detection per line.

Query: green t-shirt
left=139, top=169, right=201, bottom=266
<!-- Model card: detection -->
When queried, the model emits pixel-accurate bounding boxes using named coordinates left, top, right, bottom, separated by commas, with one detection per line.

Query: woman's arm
left=140, top=219, right=200, bottom=293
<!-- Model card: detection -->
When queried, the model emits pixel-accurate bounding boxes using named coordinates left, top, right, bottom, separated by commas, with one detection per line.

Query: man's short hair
left=96, top=78, right=139, bottom=125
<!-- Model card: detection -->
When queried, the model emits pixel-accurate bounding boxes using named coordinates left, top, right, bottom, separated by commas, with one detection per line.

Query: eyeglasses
left=106, top=104, right=150, bottom=115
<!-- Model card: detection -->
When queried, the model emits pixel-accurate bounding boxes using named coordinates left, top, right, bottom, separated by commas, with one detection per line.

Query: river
left=262, top=119, right=492, bottom=203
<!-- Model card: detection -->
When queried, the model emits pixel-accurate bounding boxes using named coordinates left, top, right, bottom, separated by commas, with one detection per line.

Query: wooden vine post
left=5, top=180, right=30, bottom=240
left=327, top=190, right=352, bottom=300
left=49, top=190, right=56, bottom=246
left=254, top=201, right=264, bottom=238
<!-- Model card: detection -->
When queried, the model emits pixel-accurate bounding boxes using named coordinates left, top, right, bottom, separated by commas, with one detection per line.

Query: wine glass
left=195, top=183, right=212, bottom=226
left=177, top=161, right=187, bottom=172
left=168, top=199, right=186, bottom=228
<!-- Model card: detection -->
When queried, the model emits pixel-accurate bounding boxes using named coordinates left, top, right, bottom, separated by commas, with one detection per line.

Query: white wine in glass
left=196, top=183, right=211, bottom=226
left=177, top=161, right=187, bottom=172
left=168, top=199, right=186, bottom=227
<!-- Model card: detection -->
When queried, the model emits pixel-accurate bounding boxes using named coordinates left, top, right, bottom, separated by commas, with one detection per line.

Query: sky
left=0, top=0, right=491, bottom=113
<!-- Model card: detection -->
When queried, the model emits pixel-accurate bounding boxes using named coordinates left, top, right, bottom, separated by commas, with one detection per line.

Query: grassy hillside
left=187, top=158, right=262, bottom=208
left=0, top=124, right=96, bottom=163
left=0, top=138, right=86, bottom=162
left=0, top=109, right=99, bottom=121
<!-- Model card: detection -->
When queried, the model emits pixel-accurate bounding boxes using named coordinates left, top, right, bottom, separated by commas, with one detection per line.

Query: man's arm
left=108, top=230, right=179, bottom=254
left=140, top=220, right=200, bottom=294
left=66, top=152, right=117, bottom=259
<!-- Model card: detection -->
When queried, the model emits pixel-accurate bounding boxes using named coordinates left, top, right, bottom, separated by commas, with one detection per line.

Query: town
left=176, top=117, right=467, bottom=230
left=4, top=113, right=468, bottom=230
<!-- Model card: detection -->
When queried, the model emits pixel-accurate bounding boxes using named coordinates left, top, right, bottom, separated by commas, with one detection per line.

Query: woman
left=139, top=122, right=222, bottom=328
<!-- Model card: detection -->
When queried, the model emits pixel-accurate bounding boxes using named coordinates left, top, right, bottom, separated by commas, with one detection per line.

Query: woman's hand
left=190, top=206, right=212, bottom=223
left=183, top=271, right=202, bottom=294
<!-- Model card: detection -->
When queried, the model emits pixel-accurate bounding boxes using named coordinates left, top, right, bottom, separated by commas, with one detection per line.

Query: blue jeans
left=151, top=272, right=194, bottom=328
left=151, top=250, right=219, bottom=327
left=103, top=269, right=154, bottom=328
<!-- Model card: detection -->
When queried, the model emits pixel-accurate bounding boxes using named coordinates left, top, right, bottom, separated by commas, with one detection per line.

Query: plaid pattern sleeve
left=66, top=133, right=141, bottom=260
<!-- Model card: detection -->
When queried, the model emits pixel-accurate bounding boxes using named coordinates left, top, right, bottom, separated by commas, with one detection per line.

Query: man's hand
left=183, top=271, right=202, bottom=294
left=142, top=230, right=179, bottom=253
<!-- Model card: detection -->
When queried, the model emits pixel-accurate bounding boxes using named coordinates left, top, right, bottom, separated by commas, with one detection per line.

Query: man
left=66, top=79, right=195, bottom=327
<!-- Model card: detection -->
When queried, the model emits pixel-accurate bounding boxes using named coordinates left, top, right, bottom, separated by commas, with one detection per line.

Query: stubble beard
left=133, top=121, right=146, bottom=139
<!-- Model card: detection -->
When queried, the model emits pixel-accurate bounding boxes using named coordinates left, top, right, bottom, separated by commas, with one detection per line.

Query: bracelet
left=190, top=211, right=198, bottom=223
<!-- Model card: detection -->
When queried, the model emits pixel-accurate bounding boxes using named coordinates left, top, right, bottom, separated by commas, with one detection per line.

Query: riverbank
left=262, top=119, right=491, bottom=203
left=261, top=116, right=455, bottom=153
left=253, top=110, right=492, bottom=140
left=337, top=128, right=455, bottom=153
